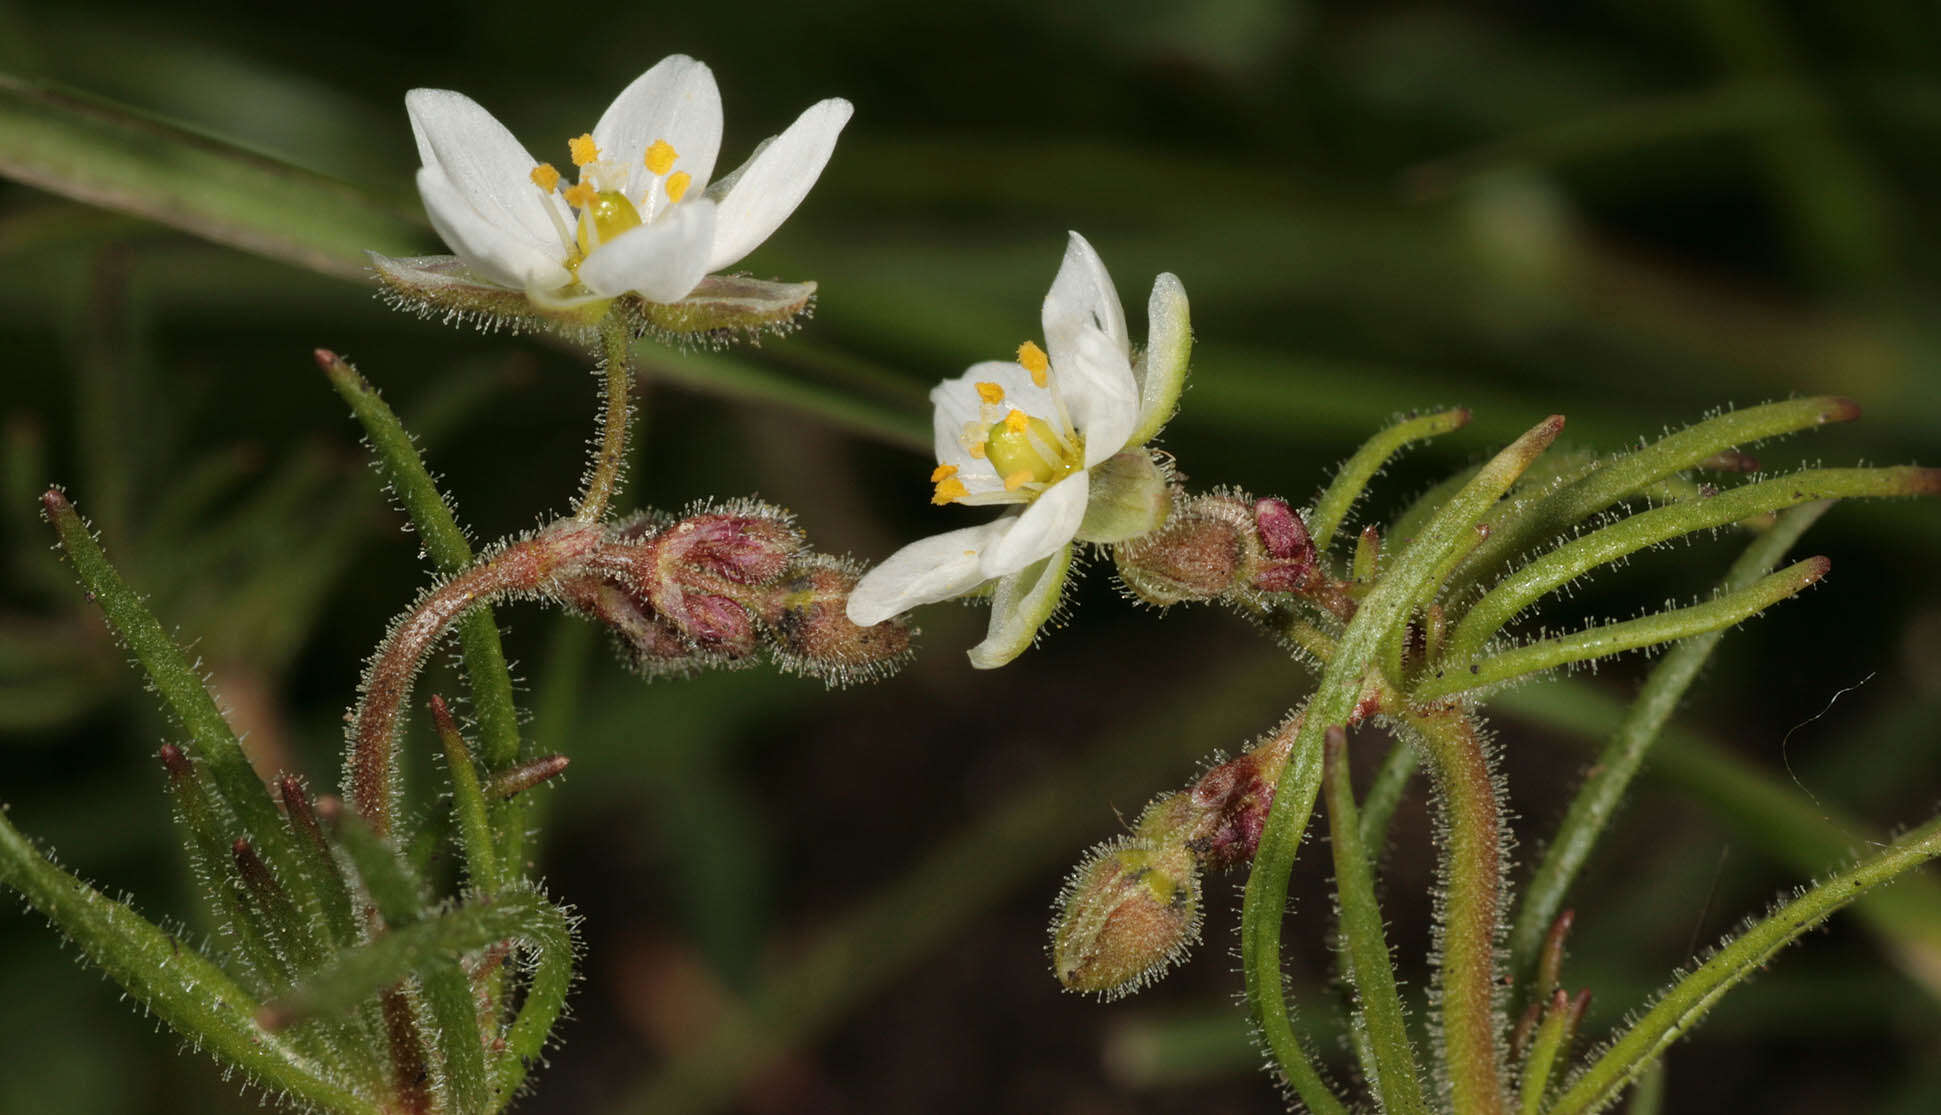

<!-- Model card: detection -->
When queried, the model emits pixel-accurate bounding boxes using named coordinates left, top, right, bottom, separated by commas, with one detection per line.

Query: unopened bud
left=1115, top=491, right=1318, bottom=605
left=1113, top=493, right=1253, bottom=605
left=1051, top=836, right=1201, bottom=999
left=1250, top=498, right=1315, bottom=592
left=762, top=558, right=913, bottom=684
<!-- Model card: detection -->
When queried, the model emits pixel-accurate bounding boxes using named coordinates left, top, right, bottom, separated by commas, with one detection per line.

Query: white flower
left=847, top=232, right=1192, bottom=668
left=405, top=55, right=850, bottom=309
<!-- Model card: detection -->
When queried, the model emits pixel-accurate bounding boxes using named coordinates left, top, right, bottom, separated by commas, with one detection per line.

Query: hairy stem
left=575, top=312, right=635, bottom=523
left=347, top=523, right=603, bottom=836
left=1403, top=704, right=1507, bottom=1115
left=1242, top=415, right=1562, bottom=1109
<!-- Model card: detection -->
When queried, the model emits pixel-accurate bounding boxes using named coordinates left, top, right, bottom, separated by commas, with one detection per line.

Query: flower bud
left=1113, top=491, right=1318, bottom=605
left=761, top=557, right=913, bottom=684
left=1051, top=836, right=1201, bottom=999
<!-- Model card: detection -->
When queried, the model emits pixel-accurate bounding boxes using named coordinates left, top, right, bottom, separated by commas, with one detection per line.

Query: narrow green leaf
left=1449, top=396, right=1859, bottom=596
left=1445, top=466, right=1937, bottom=663
left=1504, top=502, right=1829, bottom=991
left=1417, top=557, right=1829, bottom=701
left=1321, top=729, right=1429, bottom=1115
left=1309, top=407, right=1472, bottom=553
left=318, top=349, right=525, bottom=882
left=40, top=488, right=324, bottom=930
left=0, top=804, right=381, bottom=1114
left=1546, top=813, right=1941, bottom=1115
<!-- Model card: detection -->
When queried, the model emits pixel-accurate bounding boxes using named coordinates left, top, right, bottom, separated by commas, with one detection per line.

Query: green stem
left=1546, top=812, right=1941, bottom=1115
left=1445, top=467, right=1933, bottom=662
left=1322, top=728, right=1430, bottom=1115
left=1415, top=558, right=1829, bottom=701
left=1402, top=705, right=1508, bottom=1115
left=575, top=311, right=635, bottom=524
left=1242, top=415, right=1563, bottom=1110
left=1310, top=407, right=1471, bottom=553
left=1505, top=503, right=1829, bottom=991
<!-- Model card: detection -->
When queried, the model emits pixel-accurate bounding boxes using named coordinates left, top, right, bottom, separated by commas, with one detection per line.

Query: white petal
left=592, top=56, right=724, bottom=201
left=406, top=89, right=568, bottom=255
left=1063, top=324, right=1141, bottom=467
left=1042, top=231, right=1128, bottom=373
left=930, top=359, right=1062, bottom=493
left=577, top=200, right=718, bottom=303
left=416, top=166, right=572, bottom=290
left=980, top=473, right=1089, bottom=577
left=846, top=520, right=1011, bottom=625
left=705, top=98, right=853, bottom=272
left=967, top=546, right=1073, bottom=669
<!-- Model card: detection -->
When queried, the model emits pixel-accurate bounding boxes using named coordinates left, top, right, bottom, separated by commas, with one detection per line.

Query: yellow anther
left=563, top=182, right=597, bottom=209
left=931, top=477, right=969, bottom=505
left=1003, top=409, right=1029, bottom=434
left=665, top=171, right=692, bottom=203
left=1003, top=469, right=1034, bottom=491
left=975, top=382, right=1006, bottom=404
left=568, top=134, right=600, bottom=167
left=644, top=139, right=679, bottom=176
left=529, top=163, right=561, bottom=193
left=1017, top=340, right=1050, bottom=387
left=930, top=463, right=959, bottom=483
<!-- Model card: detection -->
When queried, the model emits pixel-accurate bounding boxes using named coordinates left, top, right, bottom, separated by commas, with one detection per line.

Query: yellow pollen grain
left=932, top=477, right=969, bottom=505
left=975, top=382, right=1005, bottom=404
left=665, top=171, right=692, bottom=202
left=1003, top=409, right=1030, bottom=434
left=568, top=134, right=601, bottom=167
left=930, top=463, right=959, bottom=482
left=529, top=163, right=561, bottom=193
left=1003, top=469, right=1034, bottom=491
left=1017, top=340, right=1050, bottom=387
left=644, top=139, right=679, bottom=176
left=563, top=182, right=597, bottom=208
left=967, top=442, right=987, bottom=459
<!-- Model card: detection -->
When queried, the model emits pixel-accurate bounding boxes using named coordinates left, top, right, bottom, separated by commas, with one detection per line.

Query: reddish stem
left=348, top=522, right=603, bottom=836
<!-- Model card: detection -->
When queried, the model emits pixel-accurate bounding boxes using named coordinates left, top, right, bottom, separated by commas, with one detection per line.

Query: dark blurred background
left=2, top=2, right=1939, bottom=1112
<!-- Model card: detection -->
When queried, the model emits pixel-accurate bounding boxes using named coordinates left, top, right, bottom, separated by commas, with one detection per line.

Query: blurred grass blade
left=1547, top=812, right=1941, bottom=1115
left=1500, top=680, right=1941, bottom=1005
left=0, top=72, right=422, bottom=279
left=0, top=803, right=381, bottom=1114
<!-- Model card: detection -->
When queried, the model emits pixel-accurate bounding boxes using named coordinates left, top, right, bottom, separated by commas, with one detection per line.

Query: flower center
left=529, top=132, right=695, bottom=274
left=986, top=408, right=1080, bottom=491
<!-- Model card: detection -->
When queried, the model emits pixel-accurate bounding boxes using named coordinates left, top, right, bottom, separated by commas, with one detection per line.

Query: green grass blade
left=0, top=72, right=421, bottom=280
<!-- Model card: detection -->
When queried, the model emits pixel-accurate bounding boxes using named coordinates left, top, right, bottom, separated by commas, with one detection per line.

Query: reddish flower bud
left=1250, top=497, right=1316, bottom=592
